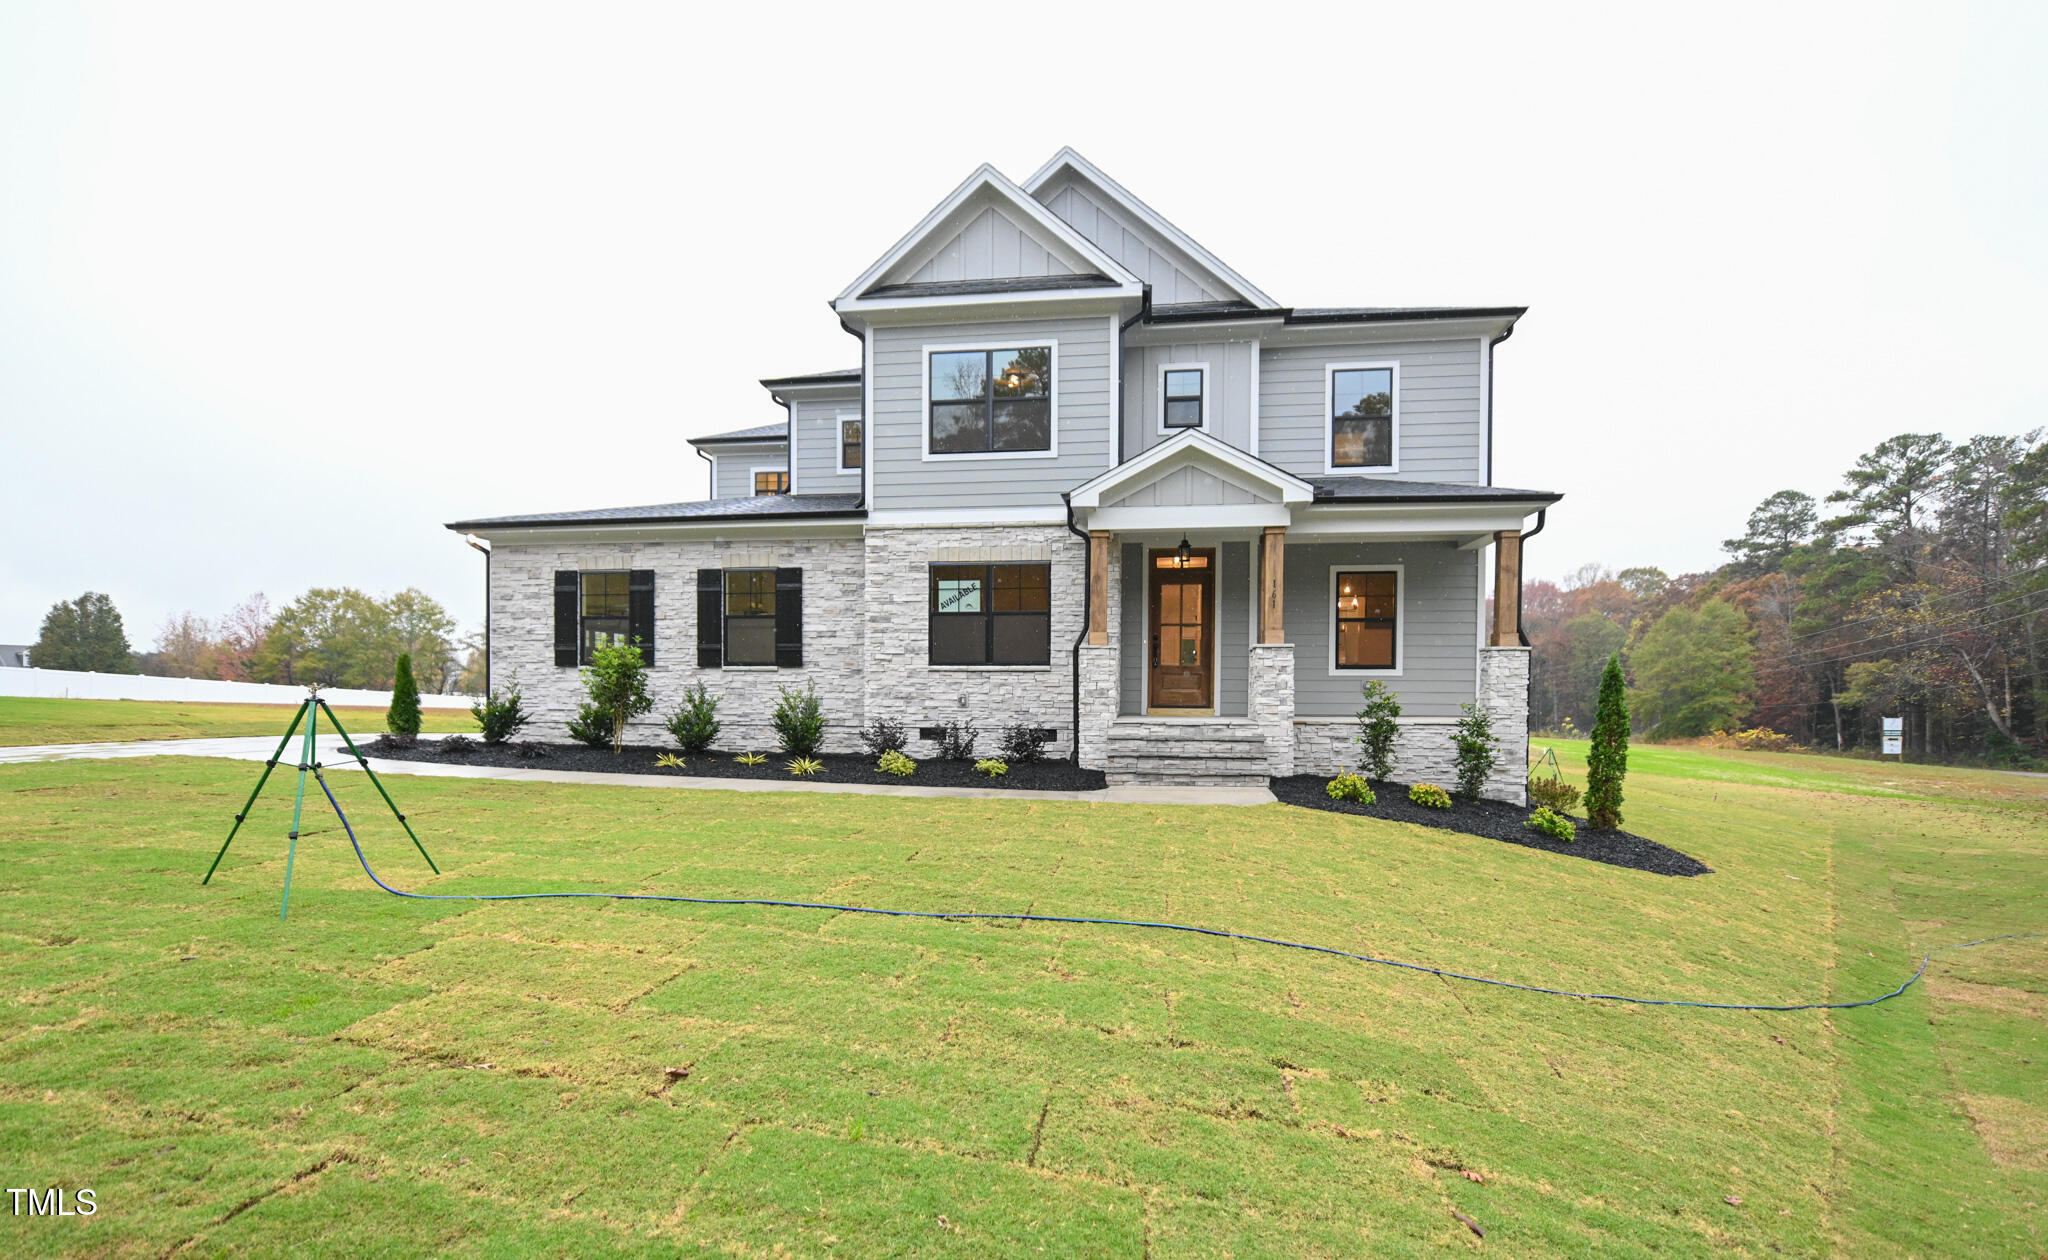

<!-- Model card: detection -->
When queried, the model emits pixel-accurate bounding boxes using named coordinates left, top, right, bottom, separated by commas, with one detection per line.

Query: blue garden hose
left=312, top=770, right=2037, bottom=1014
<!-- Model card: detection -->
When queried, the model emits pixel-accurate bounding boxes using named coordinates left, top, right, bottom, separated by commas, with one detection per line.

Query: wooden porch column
left=1491, top=529, right=1523, bottom=646
left=1087, top=531, right=1110, bottom=645
left=1259, top=526, right=1287, bottom=643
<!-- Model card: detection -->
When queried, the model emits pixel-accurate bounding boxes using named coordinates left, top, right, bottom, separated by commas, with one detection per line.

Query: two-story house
left=450, top=150, right=1558, bottom=799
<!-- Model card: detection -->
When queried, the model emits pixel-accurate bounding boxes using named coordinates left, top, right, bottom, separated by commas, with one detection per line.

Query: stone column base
left=1077, top=643, right=1118, bottom=770
left=1248, top=643, right=1296, bottom=778
left=1479, top=646, right=1531, bottom=805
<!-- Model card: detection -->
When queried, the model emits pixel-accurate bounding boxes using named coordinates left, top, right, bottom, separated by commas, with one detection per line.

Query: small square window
left=753, top=470, right=789, bottom=496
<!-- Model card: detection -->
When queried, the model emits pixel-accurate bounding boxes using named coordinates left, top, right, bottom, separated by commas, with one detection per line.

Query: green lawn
left=0, top=696, right=472, bottom=746
left=1, top=744, right=2041, bottom=1256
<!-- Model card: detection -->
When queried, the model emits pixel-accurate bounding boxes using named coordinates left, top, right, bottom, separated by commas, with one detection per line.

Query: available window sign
left=937, top=577, right=982, bottom=613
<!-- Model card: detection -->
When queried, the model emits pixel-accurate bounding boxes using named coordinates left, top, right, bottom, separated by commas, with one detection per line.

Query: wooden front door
left=1148, top=548, right=1215, bottom=710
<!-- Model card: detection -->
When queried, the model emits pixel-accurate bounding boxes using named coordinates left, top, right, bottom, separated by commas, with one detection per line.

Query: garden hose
left=313, top=770, right=2036, bottom=1014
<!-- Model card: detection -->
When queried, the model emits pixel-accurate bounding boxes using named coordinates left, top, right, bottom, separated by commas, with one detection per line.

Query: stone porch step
left=1104, top=718, right=1272, bottom=786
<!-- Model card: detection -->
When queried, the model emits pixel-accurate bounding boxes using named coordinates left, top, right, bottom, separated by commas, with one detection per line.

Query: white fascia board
left=1289, top=502, right=1550, bottom=539
left=467, top=519, right=866, bottom=545
left=1124, top=316, right=1282, bottom=345
left=833, top=283, right=1143, bottom=319
left=1083, top=503, right=1291, bottom=532
left=1264, top=315, right=1518, bottom=347
left=1068, top=428, right=1313, bottom=508
left=762, top=380, right=861, bottom=398
left=835, top=163, right=1143, bottom=304
left=1022, top=147, right=1278, bottom=309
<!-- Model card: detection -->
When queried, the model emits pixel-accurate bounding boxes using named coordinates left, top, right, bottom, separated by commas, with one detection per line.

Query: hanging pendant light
left=1176, top=535, right=1193, bottom=566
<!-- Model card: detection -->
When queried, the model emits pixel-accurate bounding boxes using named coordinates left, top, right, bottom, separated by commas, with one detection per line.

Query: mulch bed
left=364, top=736, right=1109, bottom=792
left=1269, top=776, right=1712, bottom=878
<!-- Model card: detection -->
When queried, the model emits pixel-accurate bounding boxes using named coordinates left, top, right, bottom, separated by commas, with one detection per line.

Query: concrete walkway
left=0, top=734, right=1276, bottom=806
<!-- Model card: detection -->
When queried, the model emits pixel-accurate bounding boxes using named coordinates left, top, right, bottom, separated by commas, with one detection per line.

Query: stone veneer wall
left=1292, top=646, right=1530, bottom=803
left=1247, top=643, right=1296, bottom=777
left=861, top=525, right=1086, bottom=759
left=489, top=535, right=868, bottom=752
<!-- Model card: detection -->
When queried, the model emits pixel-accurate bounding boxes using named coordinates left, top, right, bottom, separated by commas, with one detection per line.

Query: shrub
left=998, top=724, right=1050, bottom=765
left=1526, top=806, right=1576, bottom=843
left=1326, top=772, right=1375, bottom=804
left=664, top=682, right=721, bottom=754
left=787, top=756, right=824, bottom=777
left=512, top=740, right=549, bottom=759
left=973, top=758, right=1007, bottom=778
left=654, top=752, right=688, bottom=769
left=1585, top=654, right=1630, bottom=829
left=471, top=683, right=529, bottom=745
left=858, top=717, right=909, bottom=759
left=566, top=702, right=616, bottom=748
left=937, top=718, right=979, bottom=761
left=1408, top=782, right=1453, bottom=809
left=877, top=749, right=916, bottom=777
left=1709, top=726, right=1793, bottom=752
left=1527, top=776, right=1582, bottom=812
left=580, top=639, right=653, bottom=754
left=387, top=652, right=422, bottom=738
left=438, top=733, right=477, bottom=755
left=1354, top=681, right=1402, bottom=781
left=734, top=751, right=767, bottom=766
left=771, top=682, right=825, bottom=756
left=1451, top=702, right=1499, bottom=800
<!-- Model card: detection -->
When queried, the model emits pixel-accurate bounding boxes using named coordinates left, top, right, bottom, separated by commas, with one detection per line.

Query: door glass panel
left=1157, top=584, right=1181, bottom=624
left=1178, top=633, right=1199, bottom=666
left=1180, top=584, right=1202, bottom=624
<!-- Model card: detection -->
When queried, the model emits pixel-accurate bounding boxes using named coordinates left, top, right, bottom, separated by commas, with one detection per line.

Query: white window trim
left=749, top=465, right=789, bottom=497
left=1156, top=361, right=1211, bottom=435
left=920, top=339, right=1061, bottom=462
left=1323, top=360, right=1400, bottom=476
left=836, top=412, right=864, bottom=475
left=1327, top=563, right=1404, bottom=677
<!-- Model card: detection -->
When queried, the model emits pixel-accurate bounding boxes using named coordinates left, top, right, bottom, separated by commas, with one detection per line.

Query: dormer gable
left=1025, top=148, right=1276, bottom=310
left=835, top=164, right=1141, bottom=312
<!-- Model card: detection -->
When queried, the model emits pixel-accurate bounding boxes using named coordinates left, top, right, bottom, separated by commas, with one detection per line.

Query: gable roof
left=1024, top=147, right=1276, bottom=309
left=1068, top=428, right=1315, bottom=510
left=834, top=163, right=1142, bottom=308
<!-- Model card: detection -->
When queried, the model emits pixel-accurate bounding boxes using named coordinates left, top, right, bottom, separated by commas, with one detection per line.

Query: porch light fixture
left=1176, top=535, right=1193, bottom=566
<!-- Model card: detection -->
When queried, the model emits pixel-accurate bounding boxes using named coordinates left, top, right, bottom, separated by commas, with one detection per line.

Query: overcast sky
left=3, top=2, right=2043, bottom=645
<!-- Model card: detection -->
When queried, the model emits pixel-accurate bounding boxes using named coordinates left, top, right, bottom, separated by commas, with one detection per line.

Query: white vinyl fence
left=0, top=666, right=474, bottom=709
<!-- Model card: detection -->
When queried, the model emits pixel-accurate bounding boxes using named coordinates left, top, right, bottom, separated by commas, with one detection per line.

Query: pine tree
left=1585, top=653, right=1629, bottom=830
left=387, top=652, right=422, bottom=738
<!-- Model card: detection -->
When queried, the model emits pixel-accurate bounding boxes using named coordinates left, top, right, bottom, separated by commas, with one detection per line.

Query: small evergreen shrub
left=937, top=718, right=979, bottom=761
left=471, top=683, right=529, bottom=745
left=438, top=733, right=477, bottom=755
left=580, top=639, right=654, bottom=754
left=734, top=751, right=767, bottom=766
left=771, top=682, right=825, bottom=756
left=512, top=740, right=549, bottom=759
left=1408, top=783, right=1453, bottom=809
left=567, top=702, right=616, bottom=748
left=387, top=652, right=423, bottom=739
left=664, top=682, right=721, bottom=754
left=786, top=756, right=824, bottom=777
left=1354, top=681, right=1402, bottom=781
left=1451, top=702, right=1499, bottom=800
left=858, top=717, right=909, bottom=758
left=1585, top=654, right=1630, bottom=830
left=998, top=724, right=1050, bottom=765
left=1326, top=772, right=1375, bottom=804
left=1526, top=806, right=1576, bottom=842
left=877, top=749, right=917, bottom=777
left=1527, top=776, right=1582, bottom=812
left=973, top=758, right=1007, bottom=778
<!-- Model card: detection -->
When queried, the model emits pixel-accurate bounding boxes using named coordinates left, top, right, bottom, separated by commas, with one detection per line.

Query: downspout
left=1516, top=507, right=1545, bottom=648
left=1064, top=492, right=1089, bottom=766
left=1485, top=323, right=1514, bottom=487
left=463, top=535, right=491, bottom=696
left=1117, top=286, right=1151, bottom=469
left=840, top=318, right=867, bottom=508
left=694, top=445, right=717, bottom=499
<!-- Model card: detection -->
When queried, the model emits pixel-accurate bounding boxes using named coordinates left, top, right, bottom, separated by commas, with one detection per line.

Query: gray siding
left=1119, top=542, right=1143, bottom=714
left=790, top=392, right=862, bottom=496
left=1257, top=338, right=1483, bottom=484
left=1106, top=466, right=1272, bottom=509
left=1121, top=339, right=1259, bottom=456
left=708, top=441, right=788, bottom=499
left=904, top=204, right=1078, bottom=284
left=870, top=313, right=1117, bottom=512
left=1037, top=176, right=1224, bottom=304
left=1218, top=540, right=1250, bottom=717
left=1284, top=541, right=1480, bottom=719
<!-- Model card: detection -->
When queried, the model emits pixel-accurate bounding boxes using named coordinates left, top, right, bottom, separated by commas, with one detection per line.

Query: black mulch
left=1269, top=775, right=1712, bottom=878
left=364, top=737, right=1109, bottom=792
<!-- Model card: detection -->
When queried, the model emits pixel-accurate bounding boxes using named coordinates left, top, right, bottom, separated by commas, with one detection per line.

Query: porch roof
left=1310, top=476, right=1562, bottom=505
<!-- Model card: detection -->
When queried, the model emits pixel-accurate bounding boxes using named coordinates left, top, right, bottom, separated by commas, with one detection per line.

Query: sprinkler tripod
left=201, top=686, right=439, bottom=919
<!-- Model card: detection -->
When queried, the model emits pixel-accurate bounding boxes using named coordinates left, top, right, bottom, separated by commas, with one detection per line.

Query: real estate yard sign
left=1882, top=716, right=1904, bottom=758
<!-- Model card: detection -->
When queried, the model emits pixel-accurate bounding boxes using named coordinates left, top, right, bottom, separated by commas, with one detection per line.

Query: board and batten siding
left=904, top=204, right=1079, bottom=285
left=708, top=441, right=789, bottom=500
left=1121, top=339, right=1259, bottom=456
left=789, top=393, right=862, bottom=495
left=869, top=314, right=1116, bottom=512
left=1257, top=338, right=1483, bottom=484
left=1284, top=541, right=1479, bottom=719
left=1036, top=176, right=1224, bottom=304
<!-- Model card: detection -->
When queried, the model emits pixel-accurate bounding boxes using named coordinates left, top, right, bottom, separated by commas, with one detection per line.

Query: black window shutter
left=774, top=567, right=803, bottom=667
left=553, top=571, right=579, bottom=667
left=628, top=569, right=655, bottom=666
left=696, top=569, right=723, bottom=668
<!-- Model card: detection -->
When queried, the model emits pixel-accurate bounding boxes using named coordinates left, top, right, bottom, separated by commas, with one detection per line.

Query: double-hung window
left=839, top=418, right=863, bottom=471
left=579, top=571, right=630, bottom=661
left=1162, top=367, right=1204, bottom=430
left=722, top=570, right=778, bottom=666
left=1332, top=568, right=1399, bottom=671
left=554, top=569, right=654, bottom=667
left=929, top=563, right=1051, bottom=665
left=929, top=347, right=1052, bottom=455
left=1328, top=365, right=1396, bottom=470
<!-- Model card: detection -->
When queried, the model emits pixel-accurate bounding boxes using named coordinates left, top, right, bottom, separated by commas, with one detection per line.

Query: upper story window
left=1161, top=366, right=1205, bottom=431
left=839, top=418, right=863, bottom=472
left=753, top=470, right=789, bottom=496
left=928, top=346, right=1052, bottom=456
left=1328, top=364, right=1397, bottom=472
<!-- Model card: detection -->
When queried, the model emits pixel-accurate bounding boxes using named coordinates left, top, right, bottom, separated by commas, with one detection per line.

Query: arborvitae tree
left=387, top=652, right=423, bottom=738
left=1585, top=654, right=1630, bottom=830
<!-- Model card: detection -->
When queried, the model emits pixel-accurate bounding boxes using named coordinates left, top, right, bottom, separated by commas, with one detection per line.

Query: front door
left=1148, top=548, right=1215, bottom=711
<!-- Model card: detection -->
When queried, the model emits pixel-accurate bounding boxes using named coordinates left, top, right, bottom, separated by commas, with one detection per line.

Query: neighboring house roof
left=861, top=274, right=1120, bottom=300
left=687, top=423, right=788, bottom=446
left=0, top=644, right=31, bottom=668
left=448, top=493, right=864, bottom=531
left=1310, top=476, right=1561, bottom=505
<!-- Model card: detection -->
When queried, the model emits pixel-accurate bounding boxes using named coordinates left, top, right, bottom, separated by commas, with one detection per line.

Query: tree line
left=1528, top=428, right=2047, bottom=764
left=25, top=588, right=481, bottom=694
